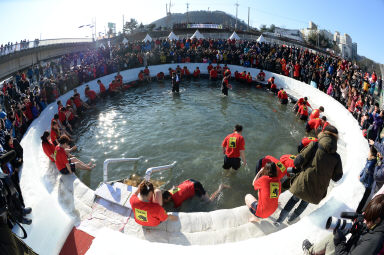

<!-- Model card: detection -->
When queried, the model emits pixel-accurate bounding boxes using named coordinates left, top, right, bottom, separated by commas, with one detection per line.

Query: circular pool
left=73, top=79, right=306, bottom=211
left=19, top=63, right=368, bottom=255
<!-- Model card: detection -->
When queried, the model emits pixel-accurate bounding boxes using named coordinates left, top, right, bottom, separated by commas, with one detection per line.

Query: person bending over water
left=245, top=162, right=281, bottom=222
left=162, top=179, right=230, bottom=208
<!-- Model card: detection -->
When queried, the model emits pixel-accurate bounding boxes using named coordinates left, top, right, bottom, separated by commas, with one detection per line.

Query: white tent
left=229, top=31, right=240, bottom=40
left=190, top=30, right=204, bottom=39
left=257, top=34, right=266, bottom=43
left=168, top=31, right=179, bottom=41
left=142, top=34, right=152, bottom=42
left=122, top=38, right=128, bottom=44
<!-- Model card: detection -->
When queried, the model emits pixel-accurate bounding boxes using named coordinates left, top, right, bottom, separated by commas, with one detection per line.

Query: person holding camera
left=302, top=194, right=384, bottom=255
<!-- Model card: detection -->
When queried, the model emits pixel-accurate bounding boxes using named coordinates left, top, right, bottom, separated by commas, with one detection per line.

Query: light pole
left=78, top=23, right=95, bottom=40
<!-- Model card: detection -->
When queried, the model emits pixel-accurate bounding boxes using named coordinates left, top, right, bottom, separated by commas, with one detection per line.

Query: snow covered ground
left=17, top=63, right=367, bottom=255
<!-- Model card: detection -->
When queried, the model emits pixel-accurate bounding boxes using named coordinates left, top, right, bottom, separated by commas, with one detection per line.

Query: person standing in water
left=221, top=70, right=232, bottom=96
left=171, top=72, right=180, bottom=93
left=222, top=124, right=246, bottom=170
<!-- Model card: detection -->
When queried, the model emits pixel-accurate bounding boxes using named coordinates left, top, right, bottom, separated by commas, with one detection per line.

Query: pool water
left=73, top=79, right=307, bottom=212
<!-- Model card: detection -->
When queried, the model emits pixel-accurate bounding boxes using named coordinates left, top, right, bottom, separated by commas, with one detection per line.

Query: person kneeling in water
left=277, top=88, right=288, bottom=104
left=162, top=179, right=229, bottom=208
left=245, top=162, right=281, bottom=222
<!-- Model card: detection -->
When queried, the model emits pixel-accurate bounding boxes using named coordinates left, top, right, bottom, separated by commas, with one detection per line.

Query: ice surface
left=17, top=64, right=367, bottom=255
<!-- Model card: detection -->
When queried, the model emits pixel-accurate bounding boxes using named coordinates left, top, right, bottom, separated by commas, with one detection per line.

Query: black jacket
left=335, top=219, right=384, bottom=255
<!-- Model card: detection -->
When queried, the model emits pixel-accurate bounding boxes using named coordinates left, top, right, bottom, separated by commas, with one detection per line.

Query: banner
left=187, top=24, right=223, bottom=29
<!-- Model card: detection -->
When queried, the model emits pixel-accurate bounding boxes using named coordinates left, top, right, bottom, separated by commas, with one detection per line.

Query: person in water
left=162, top=179, right=229, bottom=208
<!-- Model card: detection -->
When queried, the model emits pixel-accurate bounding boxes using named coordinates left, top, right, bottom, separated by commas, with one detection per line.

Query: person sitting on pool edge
left=245, top=162, right=281, bottom=222
left=54, top=135, right=95, bottom=175
left=162, top=179, right=230, bottom=208
left=130, top=180, right=178, bottom=227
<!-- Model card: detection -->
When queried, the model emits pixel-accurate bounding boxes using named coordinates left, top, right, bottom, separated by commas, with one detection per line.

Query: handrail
left=0, top=38, right=94, bottom=57
left=144, top=161, right=177, bottom=181
left=103, top=157, right=143, bottom=183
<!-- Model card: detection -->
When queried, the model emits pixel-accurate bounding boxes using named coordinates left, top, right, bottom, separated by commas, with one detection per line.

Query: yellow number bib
left=135, top=208, right=148, bottom=222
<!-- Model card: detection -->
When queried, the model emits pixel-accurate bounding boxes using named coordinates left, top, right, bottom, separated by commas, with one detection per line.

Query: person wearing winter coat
left=274, top=125, right=343, bottom=225
left=289, top=125, right=343, bottom=204
left=356, top=145, right=377, bottom=213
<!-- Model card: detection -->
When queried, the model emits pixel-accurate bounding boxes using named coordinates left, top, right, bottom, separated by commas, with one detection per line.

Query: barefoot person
left=162, top=179, right=229, bottom=208
left=54, top=135, right=95, bottom=174
left=245, top=162, right=281, bottom=222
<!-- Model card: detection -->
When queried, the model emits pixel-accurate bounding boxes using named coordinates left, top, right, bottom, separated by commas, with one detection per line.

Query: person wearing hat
left=274, top=125, right=343, bottom=225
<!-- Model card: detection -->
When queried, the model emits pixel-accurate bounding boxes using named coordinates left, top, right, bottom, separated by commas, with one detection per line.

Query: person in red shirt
left=85, top=85, right=97, bottom=104
left=130, top=180, right=178, bottom=227
left=209, top=67, right=218, bottom=81
left=298, top=136, right=318, bottom=152
left=293, top=97, right=312, bottom=112
left=222, top=124, right=246, bottom=170
left=207, top=63, right=213, bottom=73
left=41, top=131, right=55, bottom=162
left=183, top=66, right=190, bottom=79
left=221, top=72, right=232, bottom=96
left=246, top=72, right=253, bottom=84
left=267, top=76, right=275, bottom=89
left=54, top=135, right=95, bottom=174
left=234, top=71, right=240, bottom=81
left=156, top=72, right=165, bottom=81
left=257, top=70, right=266, bottom=81
left=50, top=120, right=60, bottom=146
left=270, top=82, right=278, bottom=94
left=240, top=71, right=246, bottom=83
left=97, top=80, right=106, bottom=95
left=255, top=155, right=287, bottom=180
left=162, top=179, right=229, bottom=208
left=309, top=106, right=324, bottom=120
left=143, top=66, right=151, bottom=82
left=193, top=67, right=200, bottom=79
left=293, top=62, right=301, bottom=79
left=297, top=103, right=309, bottom=121
left=277, top=88, right=289, bottom=104
left=245, top=162, right=281, bottom=222
left=306, top=116, right=327, bottom=133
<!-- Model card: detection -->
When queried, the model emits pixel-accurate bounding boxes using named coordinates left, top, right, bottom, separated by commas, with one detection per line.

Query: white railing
left=144, top=161, right=177, bottom=181
left=103, top=157, right=143, bottom=183
left=0, top=38, right=94, bottom=57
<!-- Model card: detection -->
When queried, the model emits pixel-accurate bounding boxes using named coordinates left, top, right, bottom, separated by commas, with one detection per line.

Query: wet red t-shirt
left=261, top=155, right=287, bottom=180
left=54, top=145, right=68, bottom=171
left=130, top=194, right=168, bottom=227
left=170, top=180, right=196, bottom=208
left=309, top=109, right=320, bottom=120
left=222, top=132, right=245, bottom=158
left=301, top=137, right=318, bottom=147
left=253, top=176, right=281, bottom=218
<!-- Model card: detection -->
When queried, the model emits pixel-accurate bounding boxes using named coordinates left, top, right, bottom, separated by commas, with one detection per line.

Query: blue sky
left=0, top=0, right=383, bottom=63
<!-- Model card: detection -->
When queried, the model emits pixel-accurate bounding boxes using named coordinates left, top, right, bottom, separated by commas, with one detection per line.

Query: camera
left=325, top=212, right=364, bottom=234
left=0, top=172, right=32, bottom=238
